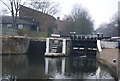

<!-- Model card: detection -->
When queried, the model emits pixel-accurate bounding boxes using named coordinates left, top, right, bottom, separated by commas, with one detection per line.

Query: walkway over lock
left=45, top=34, right=102, bottom=56
left=51, top=33, right=111, bottom=40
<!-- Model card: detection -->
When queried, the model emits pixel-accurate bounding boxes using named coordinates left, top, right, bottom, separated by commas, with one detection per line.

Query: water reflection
left=45, top=58, right=66, bottom=76
left=45, top=57, right=98, bottom=79
left=2, top=55, right=114, bottom=80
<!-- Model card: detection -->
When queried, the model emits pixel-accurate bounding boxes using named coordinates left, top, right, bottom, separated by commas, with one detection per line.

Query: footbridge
left=45, top=34, right=103, bottom=56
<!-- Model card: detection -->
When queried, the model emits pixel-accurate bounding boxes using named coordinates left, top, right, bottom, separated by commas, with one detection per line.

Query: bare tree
left=0, top=0, right=27, bottom=28
left=1, top=8, right=9, bottom=15
left=28, top=0, right=60, bottom=15
left=96, top=13, right=118, bottom=37
left=64, top=4, right=94, bottom=35
left=62, top=16, right=74, bottom=35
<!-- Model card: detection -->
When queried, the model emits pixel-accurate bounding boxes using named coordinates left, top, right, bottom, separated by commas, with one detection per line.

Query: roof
left=2, top=16, right=12, bottom=23
left=19, top=5, right=57, bottom=32
left=56, top=20, right=66, bottom=31
left=20, top=5, right=56, bottom=21
left=2, top=16, right=34, bottom=25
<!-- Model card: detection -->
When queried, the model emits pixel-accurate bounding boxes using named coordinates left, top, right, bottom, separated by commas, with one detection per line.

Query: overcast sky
left=54, top=0, right=119, bottom=29
left=0, top=0, right=119, bottom=29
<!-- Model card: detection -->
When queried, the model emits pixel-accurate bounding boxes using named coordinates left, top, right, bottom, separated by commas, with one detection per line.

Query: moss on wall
left=2, top=36, right=29, bottom=54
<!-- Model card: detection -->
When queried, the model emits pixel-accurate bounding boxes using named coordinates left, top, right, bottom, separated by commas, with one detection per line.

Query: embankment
left=96, top=48, right=118, bottom=81
left=2, top=36, right=30, bottom=54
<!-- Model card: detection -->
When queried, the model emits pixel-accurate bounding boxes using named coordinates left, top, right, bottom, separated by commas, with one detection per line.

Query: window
left=33, top=19, right=34, bottom=21
left=18, top=24, right=23, bottom=29
left=7, top=24, right=12, bottom=27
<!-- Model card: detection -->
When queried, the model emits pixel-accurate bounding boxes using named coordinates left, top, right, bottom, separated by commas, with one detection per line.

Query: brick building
left=56, top=18, right=66, bottom=34
left=19, top=5, right=57, bottom=33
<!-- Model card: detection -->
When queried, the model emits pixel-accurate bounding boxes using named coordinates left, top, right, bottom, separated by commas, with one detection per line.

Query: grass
left=1, top=27, right=48, bottom=40
left=18, top=29, right=48, bottom=39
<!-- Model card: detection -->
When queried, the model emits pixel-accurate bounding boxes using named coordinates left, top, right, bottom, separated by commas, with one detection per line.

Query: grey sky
left=54, top=0, right=119, bottom=29
left=0, top=0, right=119, bottom=29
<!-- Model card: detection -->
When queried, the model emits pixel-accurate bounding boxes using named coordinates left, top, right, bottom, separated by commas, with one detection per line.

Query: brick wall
left=19, top=5, right=57, bottom=33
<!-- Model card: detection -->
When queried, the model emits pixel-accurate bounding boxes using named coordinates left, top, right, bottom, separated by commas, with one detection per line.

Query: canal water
left=1, top=53, right=115, bottom=80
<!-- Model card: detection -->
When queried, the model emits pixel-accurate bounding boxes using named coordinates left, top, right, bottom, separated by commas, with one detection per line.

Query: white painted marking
left=62, top=39, right=66, bottom=54
left=46, top=38, right=49, bottom=53
left=51, top=34, right=60, bottom=37
left=97, top=40, right=102, bottom=52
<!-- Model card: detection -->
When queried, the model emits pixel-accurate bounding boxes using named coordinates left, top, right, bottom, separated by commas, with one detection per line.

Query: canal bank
left=1, top=36, right=46, bottom=55
left=96, top=48, right=118, bottom=81
left=1, top=35, right=119, bottom=80
left=1, top=36, right=30, bottom=54
left=2, top=54, right=115, bottom=80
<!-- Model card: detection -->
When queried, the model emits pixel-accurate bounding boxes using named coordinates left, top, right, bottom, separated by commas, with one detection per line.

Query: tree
left=62, top=16, right=75, bottom=35
left=27, top=0, right=60, bottom=15
left=1, top=8, right=9, bottom=15
left=96, top=13, right=118, bottom=37
left=0, top=0, right=26, bottom=28
left=64, top=4, right=94, bottom=35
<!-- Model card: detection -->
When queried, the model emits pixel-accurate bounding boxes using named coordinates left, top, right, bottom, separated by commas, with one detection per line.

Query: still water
left=2, top=54, right=114, bottom=80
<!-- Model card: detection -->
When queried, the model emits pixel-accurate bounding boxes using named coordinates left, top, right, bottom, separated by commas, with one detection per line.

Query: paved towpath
left=100, top=48, right=118, bottom=67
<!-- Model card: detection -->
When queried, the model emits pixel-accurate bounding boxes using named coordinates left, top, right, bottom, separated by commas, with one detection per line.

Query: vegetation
left=18, top=29, right=47, bottom=38
left=2, top=27, right=47, bottom=39
left=26, top=0, right=60, bottom=15
left=1, top=0, right=58, bottom=38
left=63, top=4, right=94, bottom=35
left=96, top=13, right=118, bottom=37
left=2, top=36, right=29, bottom=54
left=0, top=0, right=26, bottom=28
left=2, top=27, right=18, bottom=35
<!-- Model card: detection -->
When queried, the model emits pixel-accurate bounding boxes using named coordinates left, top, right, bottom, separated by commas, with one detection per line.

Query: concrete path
left=98, top=48, right=119, bottom=81
left=100, top=48, right=118, bottom=67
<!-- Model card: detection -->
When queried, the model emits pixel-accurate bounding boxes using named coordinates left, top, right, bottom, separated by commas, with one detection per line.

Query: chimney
left=57, top=17, right=60, bottom=20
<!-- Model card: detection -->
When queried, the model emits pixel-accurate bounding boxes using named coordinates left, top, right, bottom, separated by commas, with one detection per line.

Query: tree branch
left=0, top=0, right=11, bottom=12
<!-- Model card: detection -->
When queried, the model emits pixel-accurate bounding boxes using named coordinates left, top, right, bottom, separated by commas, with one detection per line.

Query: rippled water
left=1, top=54, right=114, bottom=80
